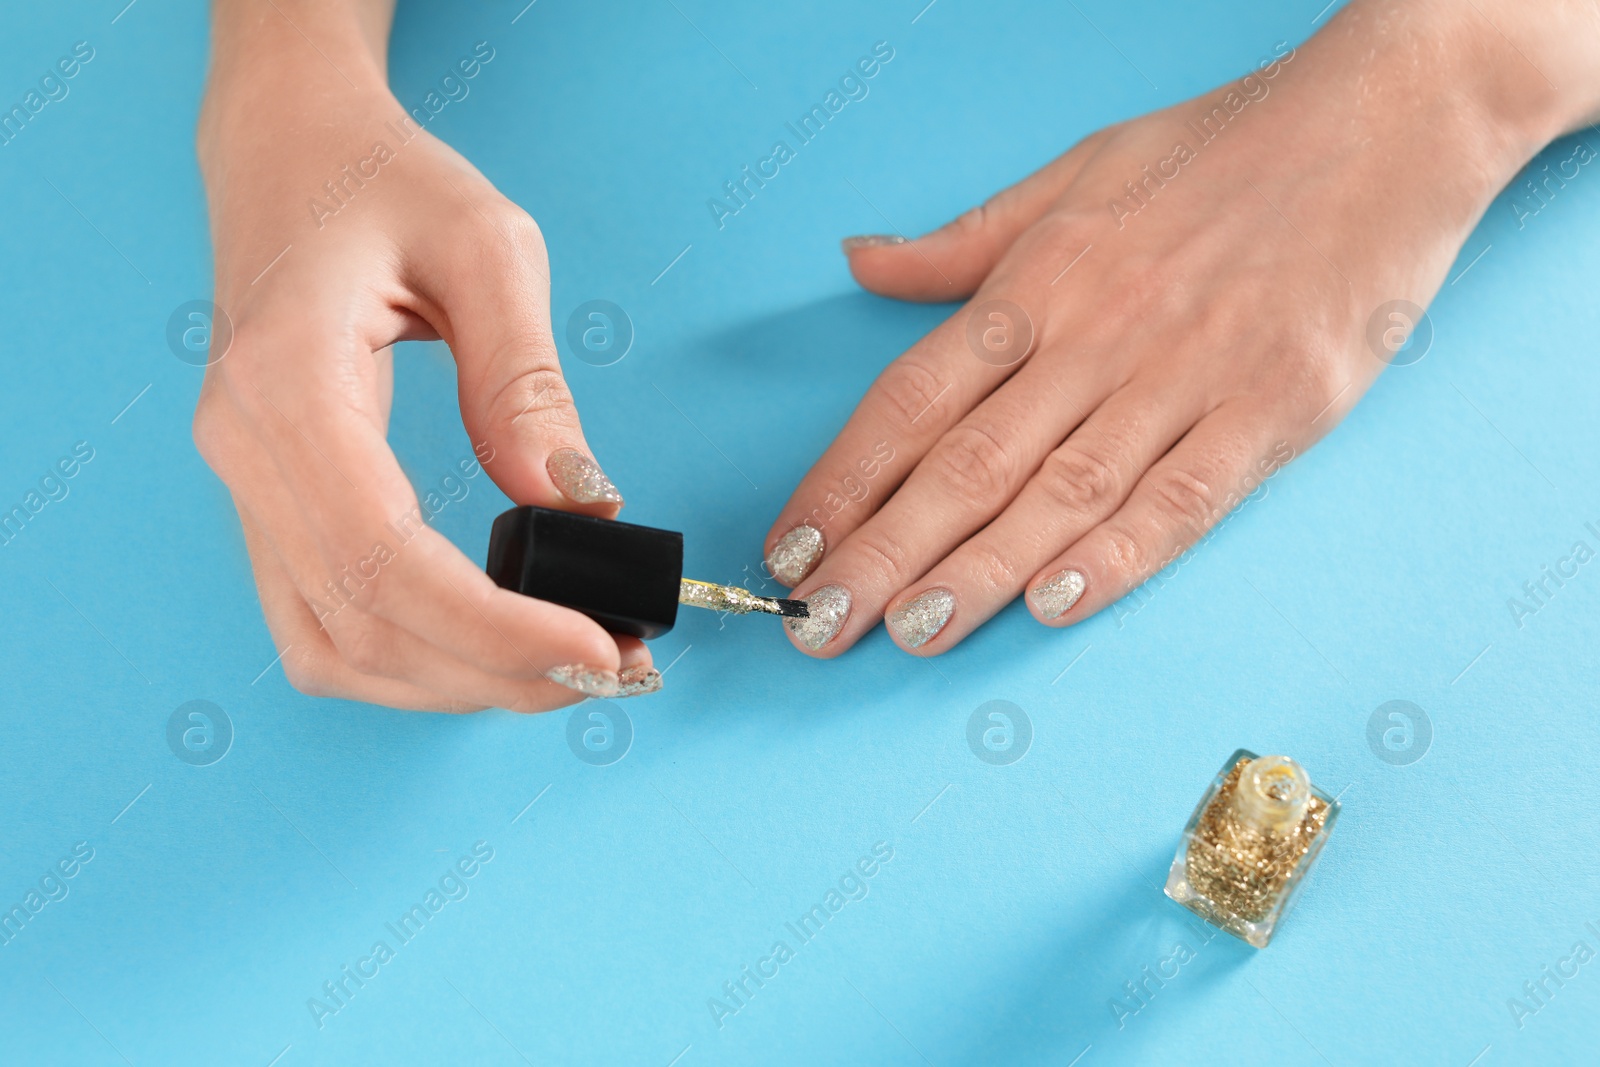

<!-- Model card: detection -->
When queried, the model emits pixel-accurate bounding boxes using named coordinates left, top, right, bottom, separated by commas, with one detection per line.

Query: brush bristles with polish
left=678, top=579, right=809, bottom=618
left=771, top=597, right=810, bottom=619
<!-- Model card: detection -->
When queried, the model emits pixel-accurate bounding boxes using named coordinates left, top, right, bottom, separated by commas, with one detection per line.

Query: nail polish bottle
left=488, top=505, right=684, bottom=638
left=486, top=505, right=807, bottom=640
left=1163, top=749, right=1339, bottom=948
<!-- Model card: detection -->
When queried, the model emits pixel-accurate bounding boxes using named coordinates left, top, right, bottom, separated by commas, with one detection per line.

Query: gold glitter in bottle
left=1163, top=749, right=1339, bottom=948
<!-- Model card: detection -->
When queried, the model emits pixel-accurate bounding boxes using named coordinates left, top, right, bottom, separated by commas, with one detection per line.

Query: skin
left=198, top=0, right=1600, bottom=708
left=766, top=0, right=1600, bottom=658
left=197, top=0, right=644, bottom=711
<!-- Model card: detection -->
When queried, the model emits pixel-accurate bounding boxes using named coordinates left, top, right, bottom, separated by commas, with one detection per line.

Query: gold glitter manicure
left=840, top=234, right=908, bottom=253
left=1164, top=750, right=1339, bottom=948
left=544, top=664, right=620, bottom=698
left=887, top=588, right=954, bottom=648
left=785, top=584, right=850, bottom=650
left=546, top=448, right=623, bottom=505
left=616, top=665, right=663, bottom=697
left=1032, top=569, right=1085, bottom=619
left=767, top=525, right=823, bottom=587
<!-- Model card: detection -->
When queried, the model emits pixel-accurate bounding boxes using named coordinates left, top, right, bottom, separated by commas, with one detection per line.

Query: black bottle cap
left=486, top=505, right=683, bottom=640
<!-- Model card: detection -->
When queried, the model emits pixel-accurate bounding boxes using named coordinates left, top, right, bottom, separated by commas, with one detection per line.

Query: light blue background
left=2, top=0, right=1597, bottom=1064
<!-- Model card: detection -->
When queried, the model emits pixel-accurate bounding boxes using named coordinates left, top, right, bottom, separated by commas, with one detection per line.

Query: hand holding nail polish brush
left=487, top=505, right=808, bottom=640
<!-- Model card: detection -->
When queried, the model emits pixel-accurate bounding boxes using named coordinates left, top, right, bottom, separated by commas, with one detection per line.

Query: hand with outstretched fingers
left=765, top=0, right=1600, bottom=657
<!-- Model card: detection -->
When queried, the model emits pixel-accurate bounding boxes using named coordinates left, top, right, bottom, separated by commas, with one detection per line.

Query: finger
left=761, top=315, right=987, bottom=586
left=238, top=508, right=486, bottom=713
left=211, top=349, right=628, bottom=688
left=779, top=359, right=1110, bottom=648
left=761, top=291, right=1072, bottom=587
left=409, top=194, right=624, bottom=515
left=611, top=636, right=664, bottom=698
left=768, top=186, right=1115, bottom=589
left=223, top=406, right=632, bottom=710
left=791, top=380, right=1201, bottom=657
left=316, top=598, right=605, bottom=712
left=843, top=129, right=1109, bottom=302
left=882, top=386, right=1216, bottom=653
left=840, top=351, right=1129, bottom=570
left=1027, top=406, right=1293, bottom=628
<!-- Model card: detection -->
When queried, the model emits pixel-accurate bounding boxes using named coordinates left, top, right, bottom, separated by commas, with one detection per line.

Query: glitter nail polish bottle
left=1164, top=749, right=1339, bottom=948
left=486, top=505, right=808, bottom=639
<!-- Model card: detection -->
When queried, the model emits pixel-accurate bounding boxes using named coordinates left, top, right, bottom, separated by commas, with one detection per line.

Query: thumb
left=842, top=129, right=1110, bottom=303
left=419, top=210, right=624, bottom=515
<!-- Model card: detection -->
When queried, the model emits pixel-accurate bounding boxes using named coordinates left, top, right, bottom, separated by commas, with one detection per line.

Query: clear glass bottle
left=1164, top=749, right=1339, bottom=948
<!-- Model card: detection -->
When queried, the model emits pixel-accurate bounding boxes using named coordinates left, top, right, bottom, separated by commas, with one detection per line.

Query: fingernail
left=616, top=665, right=663, bottom=697
left=840, top=234, right=907, bottom=254
left=545, top=664, right=620, bottom=698
left=1031, top=569, right=1086, bottom=620
left=786, top=584, right=851, bottom=651
left=768, top=524, right=824, bottom=586
left=547, top=448, right=623, bottom=505
left=886, top=588, right=955, bottom=649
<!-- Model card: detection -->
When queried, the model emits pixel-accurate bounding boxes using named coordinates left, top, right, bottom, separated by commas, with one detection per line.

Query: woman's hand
left=194, top=0, right=655, bottom=710
left=766, top=0, right=1600, bottom=656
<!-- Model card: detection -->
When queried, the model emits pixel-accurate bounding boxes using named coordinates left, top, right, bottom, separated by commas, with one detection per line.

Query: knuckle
left=1248, top=336, right=1343, bottom=418
left=328, top=617, right=392, bottom=676
left=925, top=423, right=1013, bottom=507
left=486, top=365, right=573, bottom=430
left=355, top=563, right=404, bottom=618
left=873, top=358, right=947, bottom=435
left=190, top=394, right=233, bottom=473
left=1190, top=294, right=1251, bottom=346
left=1296, top=347, right=1347, bottom=407
left=1022, top=208, right=1095, bottom=256
left=282, top=647, right=339, bottom=698
left=944, top=203, right=988, bottom=239
left=498, top=203, right=545, bottom=244
left=962, top=538, right=1020, bottom=595
left=472, top=235, right=525, bottom=280
left=1145, top=467, right=1216, bottom=534
left=1099, top=521, right=1151, bottom=580
left=849, top=526, right=913, bottom=584
left=1097, top=258, right=1166, bottom=318
left=480, top=205, right=549, bottom=269
left=1034, top=445, right=1123, bottom=516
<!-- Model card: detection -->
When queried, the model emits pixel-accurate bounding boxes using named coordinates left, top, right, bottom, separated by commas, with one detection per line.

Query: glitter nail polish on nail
left=546, top=448, right=623, bottom=505
left=1164, top=750, right=1339, bottom=948
left=840, top=234, right=908, bottom=253
left=887, top=588, right=955, bottom=648
left=1032, top=569, right=1086, bottom=619
left=616, top=665, right=663, bottom=697
left=545, top=664, right=620, bottom=698
left=786, top=584, right=850, bottom=650
left=767, top=525, right=824, bottom=586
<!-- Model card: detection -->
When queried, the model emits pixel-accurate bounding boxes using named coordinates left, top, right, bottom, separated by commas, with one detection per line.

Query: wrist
left=1241, top=0, right=1599, bottom=250
left=198, top=0, right=394, bottom=168
left=207, top=0, right=392, bottom=75
left=1327, top=0, right=1600, bottom=177
left=1407, top=0, right=1600, bottom=151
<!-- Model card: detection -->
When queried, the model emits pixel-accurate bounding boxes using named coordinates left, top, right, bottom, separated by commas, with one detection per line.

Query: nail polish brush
left=486, top=504, right=807, bottom=640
